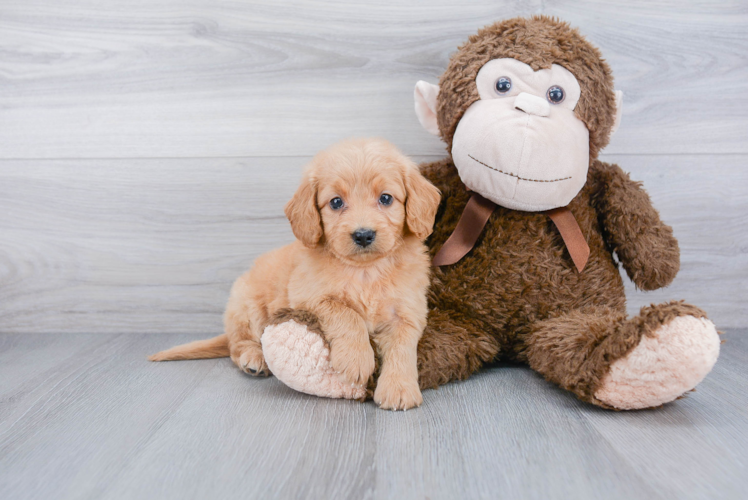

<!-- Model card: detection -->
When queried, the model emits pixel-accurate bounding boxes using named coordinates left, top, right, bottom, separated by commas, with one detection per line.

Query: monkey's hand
left=590, top=161, right=680, bottom=291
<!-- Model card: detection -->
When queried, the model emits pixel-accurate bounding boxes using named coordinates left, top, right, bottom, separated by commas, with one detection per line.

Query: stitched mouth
left=468, top=155, right=572, bottom=183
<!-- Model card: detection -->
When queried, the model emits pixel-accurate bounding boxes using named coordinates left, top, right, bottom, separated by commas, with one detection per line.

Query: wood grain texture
left=609, top=154, right=748, bottom=325
left=1, top=0, right=746, bottom=158
left=0, top=157, right=302, bottom=334
left=0, top=331, right=745, bottom=499
left=583, top=330, right=748, bottom=499
left=1, top=154, right=745, bottom=334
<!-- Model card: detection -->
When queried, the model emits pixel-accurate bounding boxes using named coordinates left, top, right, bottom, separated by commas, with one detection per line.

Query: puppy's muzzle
left=352, top=228, right=376, bottom=248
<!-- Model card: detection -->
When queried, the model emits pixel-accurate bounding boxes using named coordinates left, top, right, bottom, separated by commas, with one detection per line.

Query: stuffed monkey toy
left=262, top=15, right=720, bottom=410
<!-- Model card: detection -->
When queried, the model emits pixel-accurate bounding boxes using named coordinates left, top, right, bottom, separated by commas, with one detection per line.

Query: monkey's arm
left=589, top=160, right=680, bottom=291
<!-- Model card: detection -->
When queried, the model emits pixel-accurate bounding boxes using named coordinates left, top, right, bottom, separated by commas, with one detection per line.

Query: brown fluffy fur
left=409, top=16, right=705, bottom=408
left=150, top=138, right=441, bottom=410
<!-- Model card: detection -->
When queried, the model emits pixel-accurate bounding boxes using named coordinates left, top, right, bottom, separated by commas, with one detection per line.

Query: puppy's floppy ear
left=284, top=172, right=323, bottom=247
left=404, top=165, right=441, bottom=240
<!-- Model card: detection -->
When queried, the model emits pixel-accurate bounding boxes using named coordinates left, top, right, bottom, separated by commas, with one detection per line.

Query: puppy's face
left=285, top=139, right=441, bottom=265
left=316, top=156, right=407, bottom=264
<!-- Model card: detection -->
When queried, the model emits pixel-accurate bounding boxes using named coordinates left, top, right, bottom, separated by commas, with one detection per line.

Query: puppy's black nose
left=352, top=228, right=376, bottom=248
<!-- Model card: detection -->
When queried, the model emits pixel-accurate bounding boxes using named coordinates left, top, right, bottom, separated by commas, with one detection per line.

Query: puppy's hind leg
left=231, top=340, right=268, bottom=376
left=225, top=301, right=270, bottom=377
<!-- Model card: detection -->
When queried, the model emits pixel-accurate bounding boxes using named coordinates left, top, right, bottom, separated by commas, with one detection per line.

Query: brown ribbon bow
left=432, top=193, right=590, bottom=272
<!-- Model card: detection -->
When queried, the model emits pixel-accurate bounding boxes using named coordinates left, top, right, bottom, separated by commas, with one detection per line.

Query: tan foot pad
left=261, top=320, right=366, bottom=400
left=595, top=316, right=720, bottom=410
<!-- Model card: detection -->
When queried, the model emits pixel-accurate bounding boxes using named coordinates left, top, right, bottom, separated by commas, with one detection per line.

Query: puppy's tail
left=148, top=334, right=230, bottom=361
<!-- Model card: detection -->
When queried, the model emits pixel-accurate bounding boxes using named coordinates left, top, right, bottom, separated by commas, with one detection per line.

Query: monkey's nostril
left=352, top=229, right=376, bottom=248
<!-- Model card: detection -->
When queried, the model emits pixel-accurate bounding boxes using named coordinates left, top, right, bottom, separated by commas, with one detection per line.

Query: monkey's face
left=450, top=58, right=589, bottom=212
left=414, top=17, right=623, bottom=212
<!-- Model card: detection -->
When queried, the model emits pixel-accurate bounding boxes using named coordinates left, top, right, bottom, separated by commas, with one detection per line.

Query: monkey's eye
left=495, top=77, right=512, bottom=94
left=379, top=193, right=393, bottom=206
left=547, top=86, right=565, bottom=104
left=330, top=197, right=344, bottom=210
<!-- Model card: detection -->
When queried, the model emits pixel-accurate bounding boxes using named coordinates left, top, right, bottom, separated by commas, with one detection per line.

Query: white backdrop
left=1, top=0, right=746, bottom=333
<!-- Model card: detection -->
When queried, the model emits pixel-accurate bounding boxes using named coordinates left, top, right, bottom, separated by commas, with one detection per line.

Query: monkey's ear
left=610, top=90, right=623, bottom=136
left=414, top=81, right=440, bottom=136
left=284, top=173, right=323, bottom=248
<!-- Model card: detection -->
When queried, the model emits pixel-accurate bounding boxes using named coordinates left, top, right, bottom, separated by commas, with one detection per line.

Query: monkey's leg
left=260, top=309, right=367, bottom=400
left=524, top=302, right=720, bottom=409
left=417, top=308, right=500, bottom=390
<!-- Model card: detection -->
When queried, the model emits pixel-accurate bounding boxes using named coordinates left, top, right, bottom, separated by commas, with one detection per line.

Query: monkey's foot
left=594, top=316, right=720, bottom=410
left=262, top=320, right=366, bottom=400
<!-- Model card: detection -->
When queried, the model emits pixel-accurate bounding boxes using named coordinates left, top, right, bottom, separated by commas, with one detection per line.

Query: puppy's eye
left=379, top=193, right=393, bottom=206
left=329, top=197, right=344, bottom=210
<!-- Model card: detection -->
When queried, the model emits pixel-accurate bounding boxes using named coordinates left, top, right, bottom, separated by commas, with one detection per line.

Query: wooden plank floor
left=1, top=331, right=746, bottom=499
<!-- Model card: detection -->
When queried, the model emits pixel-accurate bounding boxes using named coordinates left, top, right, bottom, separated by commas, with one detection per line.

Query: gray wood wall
left=1, top=0, right=746, bottom=333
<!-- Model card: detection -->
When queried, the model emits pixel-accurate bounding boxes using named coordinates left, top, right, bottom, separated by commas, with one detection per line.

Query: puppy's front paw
left=374, top=374, right=422, bottom=411
left=232, top=341, right=270, bottom=376
left=329, top=340, right=375, bottom=386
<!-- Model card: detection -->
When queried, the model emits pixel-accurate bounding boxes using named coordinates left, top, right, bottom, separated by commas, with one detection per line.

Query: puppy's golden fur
left=150, top=138, right=441, bottom=410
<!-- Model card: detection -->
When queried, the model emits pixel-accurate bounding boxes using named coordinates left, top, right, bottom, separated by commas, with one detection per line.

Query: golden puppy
left=150, top=138, right=440, bottom=410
